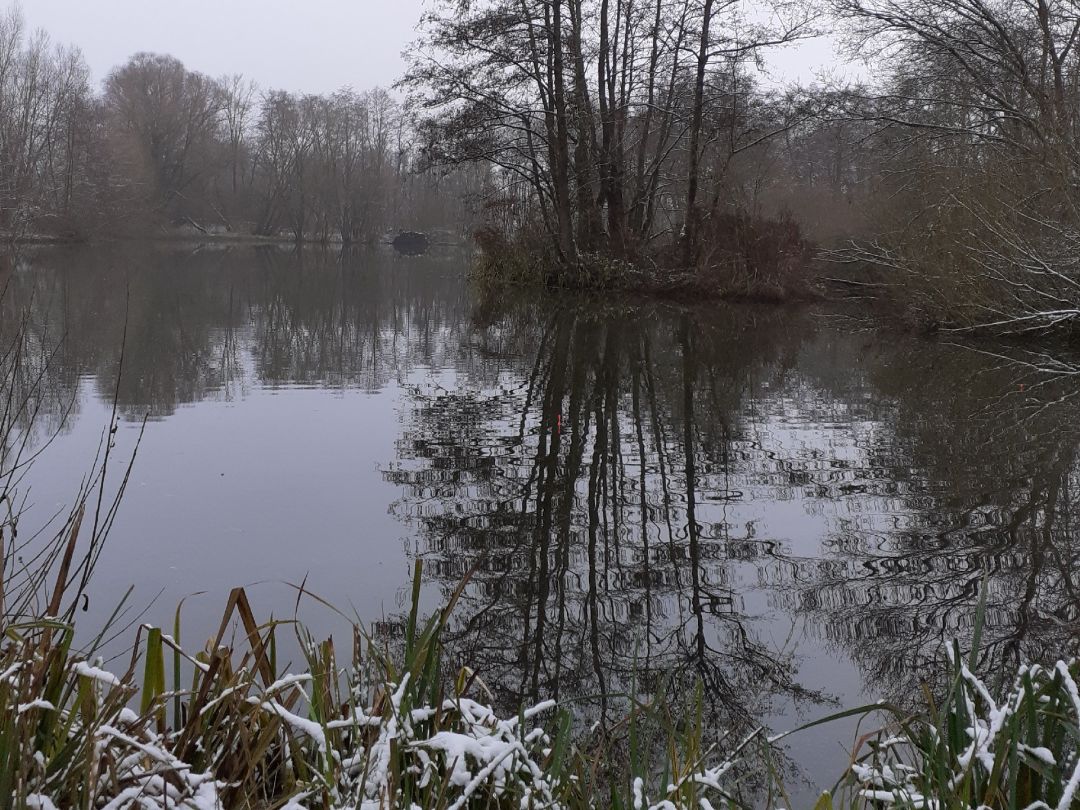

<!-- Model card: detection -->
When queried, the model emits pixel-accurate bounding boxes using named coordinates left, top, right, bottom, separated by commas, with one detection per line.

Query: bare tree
left=406, top=0, right=813, bottom=279
left=219, top=73, right=257, bottom=223
left=0, top=9, right=95, bottom=239
left=104, top=53, right=225, bottom=226
left=827, top=0, right=1080, bottom=332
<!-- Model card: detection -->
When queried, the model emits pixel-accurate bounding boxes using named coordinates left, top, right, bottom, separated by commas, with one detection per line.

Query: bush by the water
left=472, top=210, right=813, bottom=301
left=694, top=211, right=813, bottom=300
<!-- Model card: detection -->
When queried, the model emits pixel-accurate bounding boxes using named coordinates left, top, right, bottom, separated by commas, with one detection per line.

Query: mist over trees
left=5, top=0, right=1080, bottom=332
left=402, top=0, right=1080, bottom=332
left=0, top=7, right=476, bottom=243
left=0, top=9, right=97, bottom=238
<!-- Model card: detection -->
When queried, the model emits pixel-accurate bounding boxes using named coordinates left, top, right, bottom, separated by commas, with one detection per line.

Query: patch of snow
left=72, top=661, right=122, bottom=687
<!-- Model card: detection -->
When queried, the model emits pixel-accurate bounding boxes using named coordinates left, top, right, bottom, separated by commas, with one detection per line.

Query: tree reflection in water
left=785, top=340, right=1080, bottom=702
left=1, top=244, right=1079, bottom=762
left=390, top=292, right=1080, bottom=742
left=387, top=297, right=827, bottom=737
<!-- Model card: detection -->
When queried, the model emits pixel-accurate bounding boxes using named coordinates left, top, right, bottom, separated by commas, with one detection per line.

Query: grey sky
left=10, top=0, right=857, bottom=94
left=13, top=0, right=426, bottom=93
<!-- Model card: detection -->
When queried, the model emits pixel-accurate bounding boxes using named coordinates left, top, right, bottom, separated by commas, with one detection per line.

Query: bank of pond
left=4, top=566, right=1078, bottom=810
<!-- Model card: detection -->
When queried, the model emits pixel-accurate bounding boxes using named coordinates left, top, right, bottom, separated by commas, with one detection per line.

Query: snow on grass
left=847, top=656, right=1080, bottom=810
left=72, top=660, right=123, bottom=687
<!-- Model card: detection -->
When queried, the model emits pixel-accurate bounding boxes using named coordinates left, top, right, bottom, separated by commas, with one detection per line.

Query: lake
left=6, top=243, right=1077, bottom=800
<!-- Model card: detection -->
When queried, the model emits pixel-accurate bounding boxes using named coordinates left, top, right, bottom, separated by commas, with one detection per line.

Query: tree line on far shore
left=7, top=0, right=1080, bottom=333
left=0, top=8, right=479, bottom=244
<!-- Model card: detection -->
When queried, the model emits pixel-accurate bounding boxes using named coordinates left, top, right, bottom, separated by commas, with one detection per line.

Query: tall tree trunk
left=597, top=0, right=625, bottom=255
left=630, top=0, right=663, bottom=237
left=550, top=0, right=577, bottom=265
left=683, top=0, right=714, bottom=267
left=569, top=0, right=601, bottom=251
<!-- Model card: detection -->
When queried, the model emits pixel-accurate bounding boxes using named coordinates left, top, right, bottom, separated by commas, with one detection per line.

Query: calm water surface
left=8, top=244, right=1078, bottom=799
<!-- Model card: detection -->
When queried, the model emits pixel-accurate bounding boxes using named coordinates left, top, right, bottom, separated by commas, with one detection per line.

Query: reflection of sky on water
left=7, top=243, right=1080, bottom=802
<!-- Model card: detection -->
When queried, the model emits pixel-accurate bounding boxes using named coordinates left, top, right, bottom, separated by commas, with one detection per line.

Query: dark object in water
left=392, top=231, right=430, bottom=255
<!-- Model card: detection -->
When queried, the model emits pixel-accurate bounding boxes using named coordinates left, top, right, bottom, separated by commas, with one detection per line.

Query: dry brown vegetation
left=816, top=0, right=1080, bottom=335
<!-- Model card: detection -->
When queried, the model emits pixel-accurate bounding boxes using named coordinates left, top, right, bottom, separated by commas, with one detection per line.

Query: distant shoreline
left=0, top=230, right=467, bottom=249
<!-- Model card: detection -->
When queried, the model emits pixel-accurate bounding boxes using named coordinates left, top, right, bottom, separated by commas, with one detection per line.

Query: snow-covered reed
left=4, top=563, right=1078, bottom=809
left=835, top=641, right=1080, bottom=810
left=0, top=565, right=768, bottom=810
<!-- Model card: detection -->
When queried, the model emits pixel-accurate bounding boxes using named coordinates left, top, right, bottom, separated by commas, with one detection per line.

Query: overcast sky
left=13, top=0, right=427, bottom=93
left=9, top=0, right=857, bottom=94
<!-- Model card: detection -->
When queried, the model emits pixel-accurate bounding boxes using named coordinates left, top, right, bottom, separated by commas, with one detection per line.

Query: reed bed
left=0, top=563, right=768, bottom=810
left=2, top=549, right=1078, bottom=809
left=831, top=643, right=1080, bottom=809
